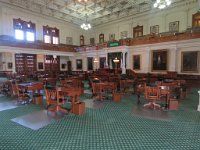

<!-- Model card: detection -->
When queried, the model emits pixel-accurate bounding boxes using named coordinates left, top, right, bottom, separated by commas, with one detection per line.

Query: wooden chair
left=144, top=83, right=161, bottom=109
left=160, top=85, right=170, bottom=108
left=135, top=83, right=145, bottom=104
left=15, top=82, right=30, bottom=104
left=56, top=86, right=83, bottom=113
left=44, top=88, right=67, bottom=113
left=91, top=82, right=105, bottom=101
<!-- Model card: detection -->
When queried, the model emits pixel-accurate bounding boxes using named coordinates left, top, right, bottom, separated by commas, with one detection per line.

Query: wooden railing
left=0, top=35, right=77, bottom=52
left=75, top=28, right=200, bottom=52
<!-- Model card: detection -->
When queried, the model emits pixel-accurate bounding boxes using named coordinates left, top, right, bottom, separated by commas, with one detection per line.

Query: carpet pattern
left=0, top=82, right=200, bottom=149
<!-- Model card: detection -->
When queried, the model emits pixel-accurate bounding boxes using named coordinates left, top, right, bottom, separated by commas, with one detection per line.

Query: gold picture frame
left=150, top=25, right=159, bottom=34
left=169, top=21, right=179, bottom=32
left=109, top=33, right=115, bottom=41
left=76, top=59, right=82, bottom=70
left=152, top=50, right=168, bottom=71
left=133, top=55, right=141, bottom=70
left=181, top=51, right=199, bottom=73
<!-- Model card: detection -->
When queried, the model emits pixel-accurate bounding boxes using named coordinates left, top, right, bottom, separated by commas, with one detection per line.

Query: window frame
left=43, top=26, right=59, bottom=45
left=13, top=18, right=36, bottom=42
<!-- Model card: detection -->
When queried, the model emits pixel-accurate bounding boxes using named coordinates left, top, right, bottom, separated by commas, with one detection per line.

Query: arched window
left=99, top=33, right=104, bottom=43
left=133, top=25, right=143, bottom=38
left=80, top=35, right=84, bottom=46
left=192, top=12, right=200, bottom=28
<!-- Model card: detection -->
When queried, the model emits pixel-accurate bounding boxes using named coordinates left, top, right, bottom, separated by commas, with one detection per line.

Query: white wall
left=0, top=3, right=84, bottom=46
left=129, top=38, right=200, bottom=75
left=91, top=1, right=198, bottom=43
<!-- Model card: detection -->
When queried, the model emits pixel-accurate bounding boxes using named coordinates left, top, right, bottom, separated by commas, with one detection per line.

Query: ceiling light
left=78, top=0, right=88, bottom=2
left=154, top=0, right=171, bottom=9
left=113, top=57, right=119, bottom=63
left=81, top=14, right=92, bottom=30
left=93, top=58, right=99, bottom=63
left=80, top=23, right=91, bottom=30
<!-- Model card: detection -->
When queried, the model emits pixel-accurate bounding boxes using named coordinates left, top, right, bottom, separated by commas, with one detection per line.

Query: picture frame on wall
left=169, top=21, right=179, bottom=32
left=133, top=55, right=140, bottom=70
left=66, top=37, right=73, bottom=45
left=90, top=38, right=95, bottom=45
left=87, top=57, right=93, bottom=70
left=38, top=62, right=44, bottom=70
left=99, top=33, right=104, bottom=43
left=152, top=50, right=168, bottom=71
left=7, top=62, right=13, bottom=69
left=181, top=51, right=199, bottom=72
left=76, top=59, right=82, bottom=70
left=61, top=64, right=66, bottom=69
left=120, top=31, right=128, bottom=39
left=100, top=57, right=106, bottom=68
left=150, top=25, right=159, bottom=34
left=109, top=33, right=115, bottom=41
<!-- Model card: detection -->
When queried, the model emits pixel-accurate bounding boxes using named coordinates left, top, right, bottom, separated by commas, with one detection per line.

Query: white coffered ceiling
left=0, top=0, right=195, bottom=27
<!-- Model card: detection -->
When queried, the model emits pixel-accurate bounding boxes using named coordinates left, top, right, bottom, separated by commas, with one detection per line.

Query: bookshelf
left=15, top=53, right=36, bottom=75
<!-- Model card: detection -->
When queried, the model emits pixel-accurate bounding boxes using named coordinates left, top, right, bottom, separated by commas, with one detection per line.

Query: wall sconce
left=113, top=57, right=119, bottom=63
left=93, top=58, right=99, bottom=63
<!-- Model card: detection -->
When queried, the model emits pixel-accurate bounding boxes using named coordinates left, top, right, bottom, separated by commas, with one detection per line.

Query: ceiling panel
left=0, top=0, right=193, bottom=27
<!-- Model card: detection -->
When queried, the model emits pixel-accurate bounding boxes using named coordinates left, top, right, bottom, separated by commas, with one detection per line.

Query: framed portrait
left=100, top=57, right=106, bottom=69
left=181, top=51, right=199, bottom=72
left=133, top=25, right=143, bottom=38
left=87, top=57, right=93, bottom=70
left=76, top=59, right=82, bottom=70
left=38, top=62, right=44, bottom=70
left=169, top=21, right=179, bottom=32
left=7, top=62, right=13, bottom=69
left=150, top=25, right=159, bottom=34
left=121, top=31, right=128, bottom=39
left=109, top=33, right=115, bottom=41
left=90, top=38, right=95, bottom=45
left=80, top=35, right=84, bottom=46
left=66, top=37, right=73, bottom=45
left=61, top=64, right=66, bottom=69
left=152, top=50, right=168, bottom=71
left=133, top=55, right=140, bottom=70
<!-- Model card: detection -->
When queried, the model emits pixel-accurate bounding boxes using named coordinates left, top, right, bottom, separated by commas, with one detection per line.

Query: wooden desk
left=56, top=86, right=83, bottom=114
left=91, top=82, right=117, bottom=101
left=18, top=82, right=43, bottom=94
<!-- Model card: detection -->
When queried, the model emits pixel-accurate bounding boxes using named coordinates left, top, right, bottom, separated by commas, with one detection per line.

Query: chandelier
left=78, top=0, right=88, bottom=2
left=80, top=23, right=91, bottom=30
left=80, top=14, right=91, bottom=30
left=154, top=0, right=172, bottom=9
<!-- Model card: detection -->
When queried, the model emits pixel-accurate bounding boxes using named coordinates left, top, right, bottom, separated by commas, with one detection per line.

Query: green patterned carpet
left=0, top=83, right=200, bottom=149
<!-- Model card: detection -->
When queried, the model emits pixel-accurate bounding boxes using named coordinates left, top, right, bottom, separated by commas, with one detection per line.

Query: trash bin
left=33, top=94, right=43, bottom=105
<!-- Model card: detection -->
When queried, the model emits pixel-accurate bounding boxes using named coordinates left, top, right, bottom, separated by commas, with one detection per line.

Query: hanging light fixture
left=80, top=14, right=91, bottom=30
left=78, top=0, right=88, bottom=2
left=154, top=0, right=172, bottom=9
left=80, top=23, right=91, bottom=30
